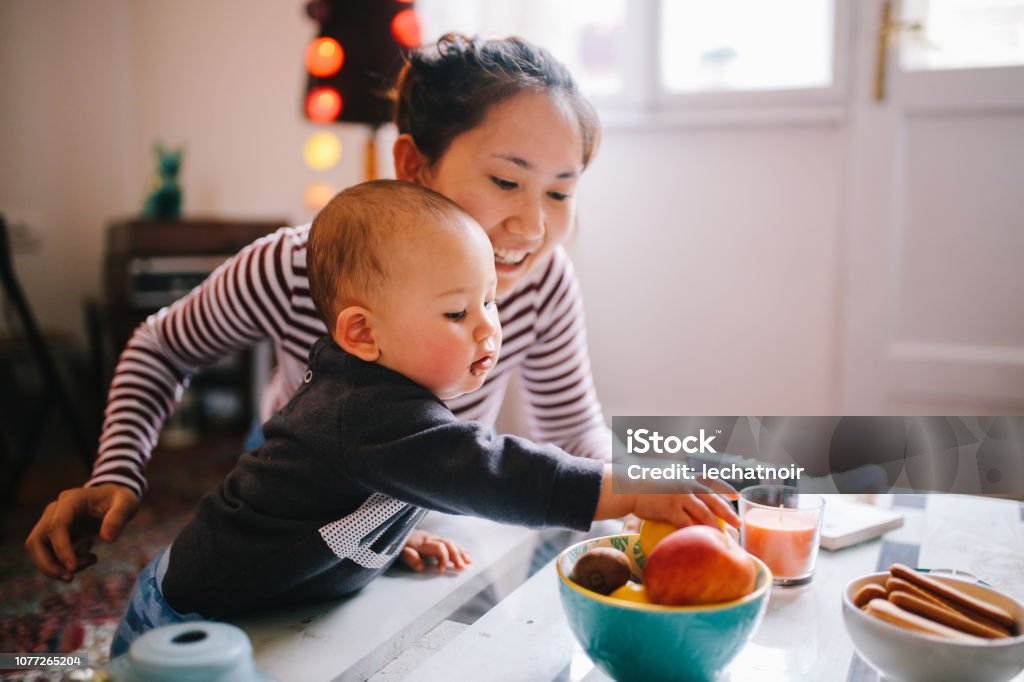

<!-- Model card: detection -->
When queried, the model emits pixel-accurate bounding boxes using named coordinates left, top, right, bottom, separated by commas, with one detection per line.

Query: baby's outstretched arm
left=593, top=465, right=740, bottom=528
left=400, top=529, right=473, bottom=572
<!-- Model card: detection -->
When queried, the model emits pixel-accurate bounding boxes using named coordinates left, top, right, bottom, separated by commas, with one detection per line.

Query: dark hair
left=393, top=33, right=600, bottom=168
left=307, top=179, right=470, bottom=328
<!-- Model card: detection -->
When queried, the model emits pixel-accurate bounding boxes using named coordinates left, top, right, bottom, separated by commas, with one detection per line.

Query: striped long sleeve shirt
left=88, top=223, right=610, bottom=498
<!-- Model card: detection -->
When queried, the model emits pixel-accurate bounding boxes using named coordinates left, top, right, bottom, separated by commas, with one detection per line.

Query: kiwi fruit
left=570, top=547, right=631, bottom=595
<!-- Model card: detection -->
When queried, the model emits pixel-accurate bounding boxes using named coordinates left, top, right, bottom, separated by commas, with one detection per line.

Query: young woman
left=26, top=33, right=610, bottom=581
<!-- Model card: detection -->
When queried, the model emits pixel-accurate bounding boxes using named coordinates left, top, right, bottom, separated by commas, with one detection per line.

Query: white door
left=843, top=0, right=1024, bottom=414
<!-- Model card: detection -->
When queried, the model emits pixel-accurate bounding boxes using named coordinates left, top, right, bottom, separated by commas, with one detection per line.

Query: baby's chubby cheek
left=415, top=340, right=469, bottom=377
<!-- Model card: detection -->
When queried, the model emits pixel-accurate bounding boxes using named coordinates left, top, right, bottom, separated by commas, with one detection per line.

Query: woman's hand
left=24, top=483, right=140, bottom=581
left=399, top=529, right=472, bottom=572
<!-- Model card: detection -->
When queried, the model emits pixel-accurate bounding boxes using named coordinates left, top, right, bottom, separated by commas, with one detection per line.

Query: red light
left=306, top=87, right=343, bottom=122
left=305, top=37, right=344, bottom=77
left=391, top=9, right=421, bottom=48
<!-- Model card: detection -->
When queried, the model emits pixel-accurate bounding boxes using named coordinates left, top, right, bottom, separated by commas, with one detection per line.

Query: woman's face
left=411, top=91, right=585, bottom=298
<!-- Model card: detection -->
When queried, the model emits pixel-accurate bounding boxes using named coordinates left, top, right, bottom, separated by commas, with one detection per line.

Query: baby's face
left=372, top=217, right=502, bottom=400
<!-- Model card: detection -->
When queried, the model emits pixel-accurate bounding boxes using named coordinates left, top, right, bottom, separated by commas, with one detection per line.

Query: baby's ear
left=334, top=306, right=380, bottom=361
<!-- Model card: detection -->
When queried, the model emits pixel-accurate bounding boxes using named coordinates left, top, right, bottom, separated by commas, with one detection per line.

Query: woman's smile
left=493, top=246, right=530, bottom=266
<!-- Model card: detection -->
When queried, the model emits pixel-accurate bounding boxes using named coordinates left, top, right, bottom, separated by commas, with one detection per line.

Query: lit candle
left=743, top=506, right=818, bottom=579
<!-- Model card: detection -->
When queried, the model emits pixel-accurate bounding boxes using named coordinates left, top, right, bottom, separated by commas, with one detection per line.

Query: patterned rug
left=0, top=437, right=243, bottom=679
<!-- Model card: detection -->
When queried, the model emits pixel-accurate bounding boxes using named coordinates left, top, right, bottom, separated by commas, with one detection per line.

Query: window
left=900, top=0, right=1024, bottom=71
left=417, top=0, right=628, bottom=96
left=417, top=0, right=844, bottom=122
left=660, top=0, right=835, bottom=93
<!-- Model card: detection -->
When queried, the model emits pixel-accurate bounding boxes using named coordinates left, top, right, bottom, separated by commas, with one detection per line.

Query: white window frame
left=591, top=0, right=852, bottom=129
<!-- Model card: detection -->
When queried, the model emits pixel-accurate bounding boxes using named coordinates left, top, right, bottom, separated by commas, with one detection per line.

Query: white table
left=237, top=496, right=1024, bottom=681
left=231, top=514, right=549, bottom=682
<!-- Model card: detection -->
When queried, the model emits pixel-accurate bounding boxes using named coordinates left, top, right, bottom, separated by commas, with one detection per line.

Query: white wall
left=1, top=0, right=135, bottom=338
left=125, top=0, right=369, bottom=219
left=1, top=0, right=846, bottom=416
left=575, top=124, right=843, bottom=416
left=0, top=0, right=369, bottom=337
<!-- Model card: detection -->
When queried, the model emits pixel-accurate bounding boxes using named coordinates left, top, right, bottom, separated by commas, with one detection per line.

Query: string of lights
left=300, top=1, right=422, bottom=209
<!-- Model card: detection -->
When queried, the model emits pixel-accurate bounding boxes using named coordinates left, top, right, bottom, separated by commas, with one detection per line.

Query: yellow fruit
left=609, top=581, right=652, bottom=604
left=639, top=520, right=676, bottom=558
left=640, top=518, right=734, bottom=557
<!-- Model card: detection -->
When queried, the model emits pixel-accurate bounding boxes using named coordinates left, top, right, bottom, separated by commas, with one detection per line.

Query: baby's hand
left=400, top=529, right=472, bottom=572
left=621, top=514, right=642, bottom=533
left=633, top=478, right=740, bottom=530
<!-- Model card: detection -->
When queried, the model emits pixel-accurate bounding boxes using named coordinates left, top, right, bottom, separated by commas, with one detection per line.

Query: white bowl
left=842, top=571, right=1024, bottom=682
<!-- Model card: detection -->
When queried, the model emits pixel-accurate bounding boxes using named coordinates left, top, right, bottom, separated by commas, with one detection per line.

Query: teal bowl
left=557, top=533, right=771, bottom=682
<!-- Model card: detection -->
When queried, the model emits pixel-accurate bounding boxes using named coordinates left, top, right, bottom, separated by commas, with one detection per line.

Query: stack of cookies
left=853, top=564, right=1018, bottom=642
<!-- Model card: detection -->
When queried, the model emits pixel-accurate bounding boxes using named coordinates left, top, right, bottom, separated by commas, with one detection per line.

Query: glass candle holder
left=740, top=485, right=824, bottom=587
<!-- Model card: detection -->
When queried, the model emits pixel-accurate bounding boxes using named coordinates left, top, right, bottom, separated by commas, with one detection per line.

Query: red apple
left=644, top=525, right=757, bottom=606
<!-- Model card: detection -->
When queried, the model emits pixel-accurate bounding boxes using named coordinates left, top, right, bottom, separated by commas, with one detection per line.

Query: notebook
left=820, top=498, right=905, bottom=551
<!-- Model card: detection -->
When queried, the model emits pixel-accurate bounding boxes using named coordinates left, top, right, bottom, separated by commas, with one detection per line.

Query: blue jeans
left=110, top=547, right=206, bottom=657
left=244, top=417, right=266, bottom=451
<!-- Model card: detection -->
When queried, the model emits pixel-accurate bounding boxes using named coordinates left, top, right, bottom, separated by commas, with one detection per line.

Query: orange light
left=304, top=37, right=344, bottom=77
left=306, top=87, right=342, bottom=122
left=303, top=182, right=336, bottom=210
left=391, top=9, right=421, bottom=48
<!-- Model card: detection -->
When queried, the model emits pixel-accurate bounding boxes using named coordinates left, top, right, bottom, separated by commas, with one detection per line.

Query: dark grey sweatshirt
left=160, top=337, right=604, bottom=618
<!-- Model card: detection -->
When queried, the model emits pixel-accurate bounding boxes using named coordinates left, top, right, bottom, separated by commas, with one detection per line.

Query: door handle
left=874, top=0, right=925, bottom=101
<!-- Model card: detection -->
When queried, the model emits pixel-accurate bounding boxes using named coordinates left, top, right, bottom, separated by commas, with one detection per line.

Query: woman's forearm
left=88, top=233, right=284, bottom=496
